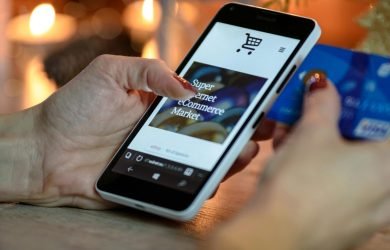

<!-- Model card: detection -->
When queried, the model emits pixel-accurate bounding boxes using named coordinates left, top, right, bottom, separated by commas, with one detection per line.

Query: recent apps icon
left=152, top=173, right=160, bottom=180
left=183, top=168, right=194, bottom=177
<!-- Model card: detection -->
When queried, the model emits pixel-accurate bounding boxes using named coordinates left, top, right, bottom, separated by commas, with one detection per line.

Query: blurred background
left=0, top=0, right=388, bottom=114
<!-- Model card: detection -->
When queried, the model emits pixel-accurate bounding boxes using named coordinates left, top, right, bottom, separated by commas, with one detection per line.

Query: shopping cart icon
left=236, top=33, right=262, bottom=55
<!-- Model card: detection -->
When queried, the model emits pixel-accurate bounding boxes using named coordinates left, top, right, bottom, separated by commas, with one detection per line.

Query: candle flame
left=142, top=39, right=159, bottom=59
left=29, top=3, right=56, bottom=36
left=24, top=56, right=57, bottom=108
left=142, top=0, right=154, bottom=23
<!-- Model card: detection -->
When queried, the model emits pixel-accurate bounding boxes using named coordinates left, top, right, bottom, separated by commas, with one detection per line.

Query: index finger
left=91, top=55, right=197, bottom=100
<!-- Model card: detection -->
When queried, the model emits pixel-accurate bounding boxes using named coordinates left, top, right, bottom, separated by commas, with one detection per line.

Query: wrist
left=0, top=106, right=44, bottom=202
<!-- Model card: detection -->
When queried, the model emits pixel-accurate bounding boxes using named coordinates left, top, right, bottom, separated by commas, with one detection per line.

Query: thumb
left=300, top=76, right=341, bottom=135
left=91, top=55, right=197, bottom=100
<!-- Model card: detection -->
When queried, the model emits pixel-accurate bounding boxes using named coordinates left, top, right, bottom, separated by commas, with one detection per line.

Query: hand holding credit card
left=268, top=44, right=390, bottom=140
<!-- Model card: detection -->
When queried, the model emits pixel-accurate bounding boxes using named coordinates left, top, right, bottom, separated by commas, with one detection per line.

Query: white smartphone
left=96, top=3, right=321, bottom=221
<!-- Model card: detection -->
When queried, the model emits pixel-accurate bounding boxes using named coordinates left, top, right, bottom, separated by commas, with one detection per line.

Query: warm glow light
left=178, top=2, right=198, bottom=23
left=29, top=3, right=56, bottom=36
left=142, top=0, right=154, bottom=23
left=175, top=2, right=179, bottom=15
left=142, top=39, right=159, bottom=59
left=24, top=56, right=57, bottom=107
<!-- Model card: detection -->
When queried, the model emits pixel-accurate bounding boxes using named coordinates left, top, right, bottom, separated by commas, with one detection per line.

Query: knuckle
left=148, top=58, right=166, bottom=69
left=141, top=59, right=167, bottom=83
left=94, top=54, right=112, bottom=64
left=90, top=54, right=114, bottom=71
left=151, top=58, right=165, bottom=65
left=138, top=61, right=150, bottom=82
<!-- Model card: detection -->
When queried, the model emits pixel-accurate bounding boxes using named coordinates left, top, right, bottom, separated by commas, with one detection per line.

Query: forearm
left=0, top=107, right=43, bottom=202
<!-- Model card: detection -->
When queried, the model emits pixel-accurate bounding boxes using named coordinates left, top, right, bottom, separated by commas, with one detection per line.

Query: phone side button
left=252, top=112, right=265, bottom=129
left=276, top=65, right=297, bottom=94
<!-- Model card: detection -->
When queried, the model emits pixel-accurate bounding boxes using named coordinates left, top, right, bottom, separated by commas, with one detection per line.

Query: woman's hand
left=209, top=81, right=390, bottom=250
left=16, top=56, right=196, bottom=208
left=0, top=55, right=269, bottom=209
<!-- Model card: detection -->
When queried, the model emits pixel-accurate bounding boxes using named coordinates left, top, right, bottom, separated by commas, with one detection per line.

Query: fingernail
left=173, top=74, right=198, bottom=94
left=303, top=70, right=328, bottom=94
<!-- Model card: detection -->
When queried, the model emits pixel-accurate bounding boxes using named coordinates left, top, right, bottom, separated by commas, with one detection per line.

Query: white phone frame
left=96, top=5, right=321, bottom=221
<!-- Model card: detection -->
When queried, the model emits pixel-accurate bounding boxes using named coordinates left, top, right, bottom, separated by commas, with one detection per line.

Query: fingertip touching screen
left=112, top=22, right=299, bottom=193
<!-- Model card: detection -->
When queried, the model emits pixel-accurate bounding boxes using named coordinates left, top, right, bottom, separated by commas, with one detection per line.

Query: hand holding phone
left=96, top=3, right=321, bottom=221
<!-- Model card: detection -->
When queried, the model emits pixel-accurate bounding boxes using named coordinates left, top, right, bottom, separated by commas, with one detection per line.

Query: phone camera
left=229, top=5, right=235, bottom=11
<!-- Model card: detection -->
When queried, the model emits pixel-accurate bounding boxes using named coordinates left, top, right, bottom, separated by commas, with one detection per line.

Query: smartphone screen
left=97, top=4, right=319, bottom=213
left=111, top=22, right=299, bottom=193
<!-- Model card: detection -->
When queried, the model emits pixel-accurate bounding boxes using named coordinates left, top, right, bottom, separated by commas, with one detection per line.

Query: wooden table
left=1, top=142, right=390, bottom=250
left=0, top=145, right=268, bottom=250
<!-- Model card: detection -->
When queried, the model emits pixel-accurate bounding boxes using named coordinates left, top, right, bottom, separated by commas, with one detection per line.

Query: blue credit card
left=268, top=44, right=390, bottom=140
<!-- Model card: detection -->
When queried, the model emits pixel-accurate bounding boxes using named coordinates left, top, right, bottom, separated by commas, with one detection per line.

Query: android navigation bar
left=112, top=149, right=208, bottom=193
